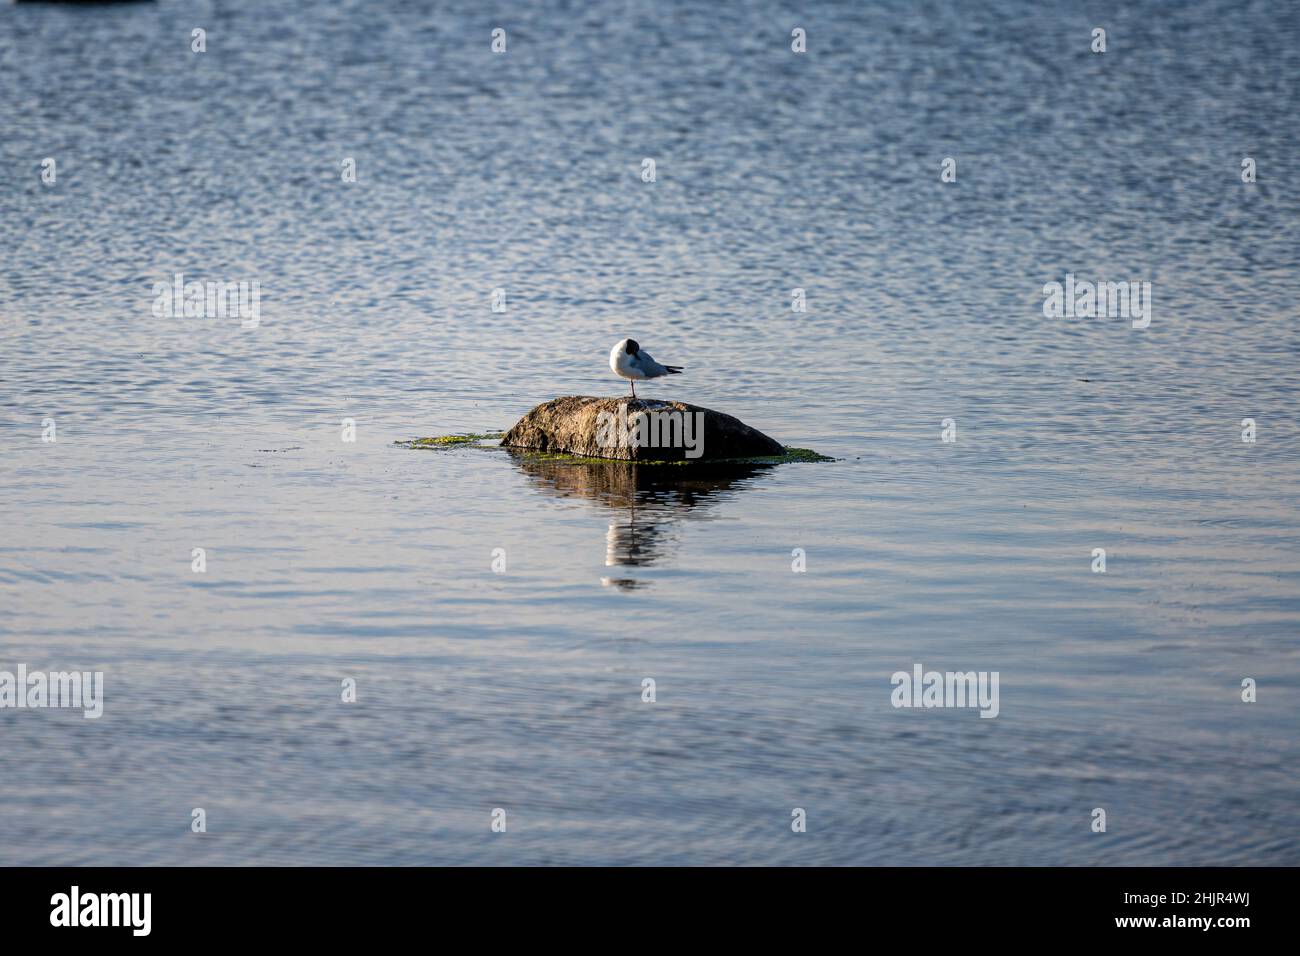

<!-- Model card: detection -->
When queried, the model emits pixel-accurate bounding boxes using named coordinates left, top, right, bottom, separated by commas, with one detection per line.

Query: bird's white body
left=610, top=347, right=647, bottom=379
left=609, top=338, right=683, bottom=397
left=610, top=339, right=670, bottom=380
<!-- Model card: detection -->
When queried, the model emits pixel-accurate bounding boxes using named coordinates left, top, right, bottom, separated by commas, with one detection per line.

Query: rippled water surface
left=2, top=0, right=1299, bottom=865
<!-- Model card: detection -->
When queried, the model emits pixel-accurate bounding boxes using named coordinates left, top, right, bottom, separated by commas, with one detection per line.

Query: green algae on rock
left=394, top=401, right=836, bottom=463
left=396, top=429, right=833, bottom=464
left=395, top=432, right=503, bottom=449
left=503, top=445, right=832, bottom=465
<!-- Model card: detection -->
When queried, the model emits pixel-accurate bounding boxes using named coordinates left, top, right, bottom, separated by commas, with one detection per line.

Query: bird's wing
left=637, top=351, right=669, bottom=377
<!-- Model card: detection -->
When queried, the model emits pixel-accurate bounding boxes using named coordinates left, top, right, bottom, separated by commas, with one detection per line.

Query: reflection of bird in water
left=602, top=495, right=673, bottom=589
left=601, top=524, right=649, bottom=587
left=603, top=493, right=652, bottom=565
left=505, top=450, right=771, bottom=590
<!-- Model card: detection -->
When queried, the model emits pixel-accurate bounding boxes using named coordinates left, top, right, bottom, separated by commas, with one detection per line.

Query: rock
left=499, top=396, right=786, bottom=462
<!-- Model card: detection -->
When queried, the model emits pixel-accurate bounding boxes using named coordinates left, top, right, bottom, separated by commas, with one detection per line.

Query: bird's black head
left=625, top=339, right=639, bottom=356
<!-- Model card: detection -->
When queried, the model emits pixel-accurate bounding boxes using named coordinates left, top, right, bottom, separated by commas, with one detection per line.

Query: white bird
left=609, top=338, right=683, bottom=399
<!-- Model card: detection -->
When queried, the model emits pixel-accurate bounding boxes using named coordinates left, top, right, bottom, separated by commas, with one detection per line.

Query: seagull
left=609, top=338, right=682, bottom=399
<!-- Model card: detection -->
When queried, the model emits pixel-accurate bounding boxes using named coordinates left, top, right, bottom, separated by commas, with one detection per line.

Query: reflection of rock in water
left=506, top=450, right=772, bottom=589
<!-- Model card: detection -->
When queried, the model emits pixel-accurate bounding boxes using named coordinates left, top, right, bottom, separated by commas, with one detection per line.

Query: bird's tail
left=665, top=365, right=684, bottom=374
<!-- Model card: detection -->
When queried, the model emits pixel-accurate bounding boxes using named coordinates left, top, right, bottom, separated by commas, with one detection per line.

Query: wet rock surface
left=498, top=396, right=786, bottom=462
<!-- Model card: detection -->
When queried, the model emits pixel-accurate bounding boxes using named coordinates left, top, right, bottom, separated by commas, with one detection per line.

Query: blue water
left=1, top=0, right=1298, bottom=865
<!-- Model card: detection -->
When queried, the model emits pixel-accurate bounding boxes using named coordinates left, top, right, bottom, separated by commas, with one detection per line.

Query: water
left=2, top=0, right=1298, bottom=865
